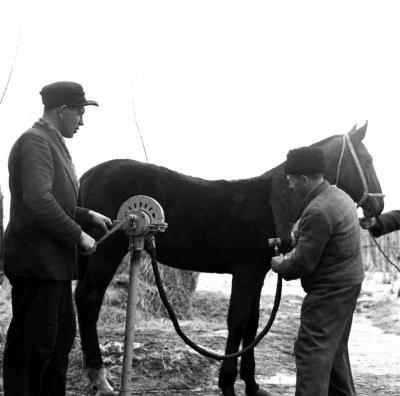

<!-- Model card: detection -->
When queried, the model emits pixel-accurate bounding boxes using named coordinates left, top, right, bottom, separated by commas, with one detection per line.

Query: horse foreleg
left=218, top=271, right=264, bottom=396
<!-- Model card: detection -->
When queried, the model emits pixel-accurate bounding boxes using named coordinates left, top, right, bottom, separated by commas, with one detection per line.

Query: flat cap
left=40, top=81, right=99, bottom=108
left=284, top=146, right=325, bottom=175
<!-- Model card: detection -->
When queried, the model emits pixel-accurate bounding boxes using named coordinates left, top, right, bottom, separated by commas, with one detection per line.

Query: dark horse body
left=75, top=123, right=383, bottom=396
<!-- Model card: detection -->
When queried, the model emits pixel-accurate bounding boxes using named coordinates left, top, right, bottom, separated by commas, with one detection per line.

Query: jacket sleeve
left=370, top=210, right=400, bottom=237
left=19, top=132, right=82, bottom=246
left=75, top=207, right=92, bottom=229
left=278, top=209, right=331, bottom=280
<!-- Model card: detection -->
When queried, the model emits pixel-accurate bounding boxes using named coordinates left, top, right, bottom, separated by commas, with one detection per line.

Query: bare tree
left=0, top=29, right=20, bottom=106
left=0, top=185, right=4, bottom=280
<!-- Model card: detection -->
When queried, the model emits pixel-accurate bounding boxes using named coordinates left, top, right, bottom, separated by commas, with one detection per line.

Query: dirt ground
left=0, top=271, right=399, bottom=396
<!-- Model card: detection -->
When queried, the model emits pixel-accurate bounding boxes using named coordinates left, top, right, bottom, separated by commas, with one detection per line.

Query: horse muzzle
left=359, top=192, right=385, bottom=217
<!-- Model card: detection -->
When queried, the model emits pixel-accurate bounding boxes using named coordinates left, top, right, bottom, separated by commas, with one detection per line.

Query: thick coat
left=279, top=180, right=364, bottom=292
left=370, top=210, right=400, bottom=237
left=4, top=121, right=89, bottom=280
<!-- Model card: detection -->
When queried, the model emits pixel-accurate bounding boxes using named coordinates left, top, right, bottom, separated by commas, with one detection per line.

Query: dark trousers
left=3, top=277, right=76, bottom=396
left=294, top=283, right=361, bottom=396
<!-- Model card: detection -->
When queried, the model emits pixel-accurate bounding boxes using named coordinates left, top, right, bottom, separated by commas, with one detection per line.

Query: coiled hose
left=147, top=244, right=282, bottom=361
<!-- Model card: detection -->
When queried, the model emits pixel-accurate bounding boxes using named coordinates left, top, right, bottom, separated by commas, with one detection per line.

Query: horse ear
left=357, top=120, right=368, bottom=140
left=347, top=124, right=357, bottom=137
left=348, top=121, right=368, bottom=141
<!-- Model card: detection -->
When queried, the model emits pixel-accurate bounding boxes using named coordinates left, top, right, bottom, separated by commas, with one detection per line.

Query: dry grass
left=110, top=252, right=199, bottom=321
left=67, top=290, right=229, bottom=395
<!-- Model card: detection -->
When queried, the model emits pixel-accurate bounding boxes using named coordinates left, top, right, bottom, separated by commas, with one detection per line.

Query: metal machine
left=115, top=195, right=167, bottom=396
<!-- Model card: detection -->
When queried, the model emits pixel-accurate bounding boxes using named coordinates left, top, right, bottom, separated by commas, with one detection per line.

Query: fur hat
left=284, top=147, right=325, bottom=175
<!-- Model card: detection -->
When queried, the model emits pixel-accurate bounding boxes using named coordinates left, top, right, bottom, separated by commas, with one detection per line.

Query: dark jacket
left=369, top=210, right=400, bottom=237
left=279, top=181, right=364, bottom=293
left=4, top=121, right=89, bottom=280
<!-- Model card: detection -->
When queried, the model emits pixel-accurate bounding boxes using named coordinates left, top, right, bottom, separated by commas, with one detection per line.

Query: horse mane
left=260, top=133, right=341, bottom=178
left=310, top=134, right=340, bottom=148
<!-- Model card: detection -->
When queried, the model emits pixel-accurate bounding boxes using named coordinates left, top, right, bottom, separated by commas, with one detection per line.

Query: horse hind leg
left=75, top=240, right=126, bottom=395
left=217, top=307, right=242, bottom=396
left=218, top=271, right=267, bottom=396
left=240, top=285, right=271, bottom=396
left=76, top=280, right=117, bottom=395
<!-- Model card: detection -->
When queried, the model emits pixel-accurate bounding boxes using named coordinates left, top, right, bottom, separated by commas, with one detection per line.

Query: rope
left=335, top=134, right=384, bottom=207
left=335, top=135, right=346, bottom=186
left=335, top=134, right=396, bottom=274
left=368, top=231, right=400, bottom=273
left=148, top=243, right=282, bottom=360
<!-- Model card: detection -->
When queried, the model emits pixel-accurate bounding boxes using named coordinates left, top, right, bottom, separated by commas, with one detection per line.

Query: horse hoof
left=87, top=366, right=115, bottom=396
left=106, top=375, right=115, bottom=388
left=220, top=387, right=236, bottom=396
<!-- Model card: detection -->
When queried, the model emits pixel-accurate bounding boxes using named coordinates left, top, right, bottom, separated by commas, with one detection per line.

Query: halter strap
left=335, top=134, right=384, bottom=207
left=335, top=135, right=346, bottom=186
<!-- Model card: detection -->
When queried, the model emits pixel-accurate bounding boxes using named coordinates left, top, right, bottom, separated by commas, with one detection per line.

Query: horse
left=75, top=122, right=384, bottom=396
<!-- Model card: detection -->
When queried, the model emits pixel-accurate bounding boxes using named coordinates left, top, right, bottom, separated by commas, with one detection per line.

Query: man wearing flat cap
left=2, top=81, right=112, bottom=395
left=271, top=147, right=363, bottom=396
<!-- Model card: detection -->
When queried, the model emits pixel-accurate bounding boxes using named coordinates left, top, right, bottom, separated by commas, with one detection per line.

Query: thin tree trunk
left=0, top=186, right=4, bottom=275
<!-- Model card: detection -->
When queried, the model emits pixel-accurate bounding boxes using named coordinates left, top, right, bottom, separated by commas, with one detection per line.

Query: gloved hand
left=359, top=216, right=377, bottom=230
left=271, top=254, right=285, bottom=274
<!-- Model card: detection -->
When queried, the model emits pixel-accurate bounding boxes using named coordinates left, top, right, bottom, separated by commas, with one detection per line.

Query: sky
left=1, top=0, right=400, bottom=222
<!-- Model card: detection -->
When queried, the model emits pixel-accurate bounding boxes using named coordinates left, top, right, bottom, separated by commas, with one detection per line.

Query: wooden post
left=119, top=236, right=144, bottom=396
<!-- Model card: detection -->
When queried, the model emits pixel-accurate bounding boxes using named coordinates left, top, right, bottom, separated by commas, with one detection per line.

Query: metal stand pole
left=119, top=236, right=143, bottom=396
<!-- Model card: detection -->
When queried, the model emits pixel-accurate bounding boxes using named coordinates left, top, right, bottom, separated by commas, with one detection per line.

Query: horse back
left=78, top=159, right=277, bottom=274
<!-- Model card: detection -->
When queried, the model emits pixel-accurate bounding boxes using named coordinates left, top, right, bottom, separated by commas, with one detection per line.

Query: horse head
left=320, top=121, right=384, bottom=218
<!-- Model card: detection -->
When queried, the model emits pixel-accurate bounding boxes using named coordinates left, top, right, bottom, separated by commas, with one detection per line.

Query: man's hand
left=271, top=254, right=285, bottom=274
left=359, top=217, right=377, bottom=230
left=79, top=231, right=96, bottom=255
left=88, top=210, right=112, bottom=233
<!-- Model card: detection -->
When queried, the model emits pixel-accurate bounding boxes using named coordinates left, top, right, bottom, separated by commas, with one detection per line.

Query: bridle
left=335, top=134, right=384, bottom=207
left=336, top=135, right=400, bottom=275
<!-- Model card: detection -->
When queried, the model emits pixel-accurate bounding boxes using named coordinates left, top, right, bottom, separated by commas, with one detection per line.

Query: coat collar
left=303, top=180, right=330, bottom=209
left=294, top=180, right=330, bottom=220
left=32, top=120, right=79, bottom=197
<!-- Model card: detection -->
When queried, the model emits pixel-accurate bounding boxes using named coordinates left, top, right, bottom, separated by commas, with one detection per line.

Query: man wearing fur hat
left=2, top=82, right=112, bottom=395
left=271, top=147, right=363, bottom=396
